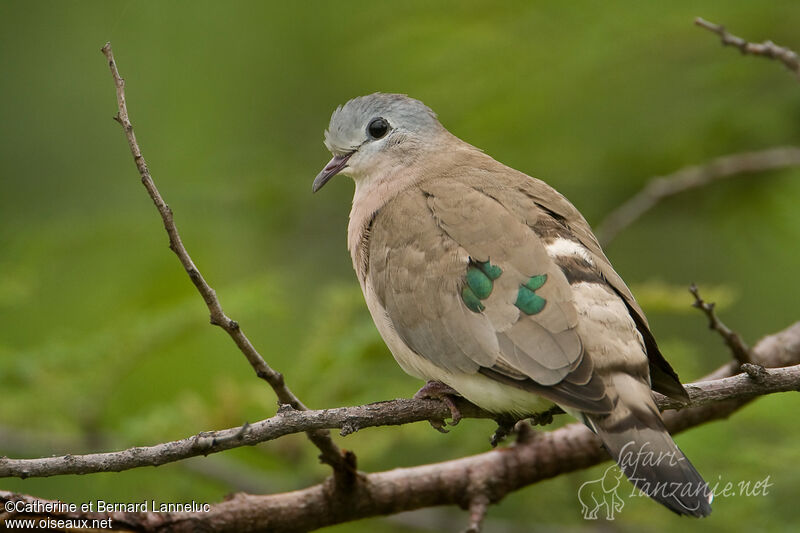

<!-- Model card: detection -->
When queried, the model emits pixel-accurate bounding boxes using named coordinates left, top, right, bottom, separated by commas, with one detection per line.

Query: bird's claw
left=490, top=416, right=519, bottom=447
left=428, top=418, right=450, bottom=433
left=414, top=380, right=463, bottom=428
left=528, top=405, right=563, bottom=427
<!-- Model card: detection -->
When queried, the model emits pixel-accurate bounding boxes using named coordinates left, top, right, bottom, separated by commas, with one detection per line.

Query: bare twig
left=0, top=400, right=486, bottom=479
left=689, top=283, right=754, bottom=365
left=0, top=424, right=283, bottom=495
left=2, top=322, right=799, bottom=531
left=3, top=325, right=800, bottom=479
left=695, top=17, right=800, bottom=79
left=464, top=493, right=489, bottom=533
left=99, top=43, right=345, bottom=471
left=595, top=146, right=800, bottom=245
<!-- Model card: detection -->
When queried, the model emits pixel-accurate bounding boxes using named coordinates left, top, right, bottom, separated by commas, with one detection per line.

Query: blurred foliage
left=1, top=1, right=800, bottom=531
left=630, top=281, right=737, bottom=314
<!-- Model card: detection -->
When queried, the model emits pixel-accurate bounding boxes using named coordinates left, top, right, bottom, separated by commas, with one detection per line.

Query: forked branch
left=99, top=42, right=345, bottom=472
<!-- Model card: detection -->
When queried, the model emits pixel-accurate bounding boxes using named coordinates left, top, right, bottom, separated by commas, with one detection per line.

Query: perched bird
left=313, top=93, right=712, bottom=516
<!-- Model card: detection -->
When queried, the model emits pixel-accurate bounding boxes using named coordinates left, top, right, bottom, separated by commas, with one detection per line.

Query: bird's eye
left=367, top=117, right=389, bottom=139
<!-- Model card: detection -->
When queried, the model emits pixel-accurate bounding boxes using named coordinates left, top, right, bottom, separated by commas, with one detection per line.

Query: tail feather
left=585, top=377, right=712, bottom=517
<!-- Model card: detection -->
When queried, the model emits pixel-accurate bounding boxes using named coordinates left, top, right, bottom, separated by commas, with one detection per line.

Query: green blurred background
left=1, top=1, right=799, bottom=531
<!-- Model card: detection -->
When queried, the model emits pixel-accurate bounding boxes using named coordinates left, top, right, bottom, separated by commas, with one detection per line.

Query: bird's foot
left=528, top=405, right=564, bottom=427
left=491, top=407, right=565, bottom=446
left=490, top=415, right=519, bottom=447
left=414, top=380, right=463, bottom=431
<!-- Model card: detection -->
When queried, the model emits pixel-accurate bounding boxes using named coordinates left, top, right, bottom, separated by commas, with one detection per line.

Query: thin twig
left=695, top=17, right=800, bottom=79
left=595, top=146, right=800, bottom=245
left=0, top=399, right=487, bottom=478
left=689, top=283, right=754, bottom=365
left=99, top=42, right=345, bottom=472
left=3, top=330, right=800, bottom=478
left=0, top=425, right=281, bottom=494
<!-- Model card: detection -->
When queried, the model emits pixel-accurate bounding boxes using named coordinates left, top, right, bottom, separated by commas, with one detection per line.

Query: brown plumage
left=314, top=93, right=712, bottom=516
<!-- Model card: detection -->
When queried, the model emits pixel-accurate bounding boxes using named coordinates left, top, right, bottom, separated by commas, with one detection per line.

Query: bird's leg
left=414, top=380, right=463, bottom=430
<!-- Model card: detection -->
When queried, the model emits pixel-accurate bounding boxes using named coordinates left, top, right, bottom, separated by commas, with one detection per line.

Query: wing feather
left=369, top=180, right=612, bottom=413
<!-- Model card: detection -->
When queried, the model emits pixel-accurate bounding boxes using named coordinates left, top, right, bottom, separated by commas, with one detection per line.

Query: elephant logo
left=578, top=465, right=626, bottom=520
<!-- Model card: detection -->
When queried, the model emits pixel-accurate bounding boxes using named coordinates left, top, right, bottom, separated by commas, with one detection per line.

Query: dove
left=313, top=93, right=712, bottom=516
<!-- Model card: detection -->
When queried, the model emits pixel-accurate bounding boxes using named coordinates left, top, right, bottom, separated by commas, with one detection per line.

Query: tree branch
left=695, top=17, right=800, bottom=79
left=594, top=146, right=800, bottom=245
left=2, top=322, right=799, bottom=531
left=2, top=322, right=799, bottom=481
left=99, top=42, right=345, bottom=472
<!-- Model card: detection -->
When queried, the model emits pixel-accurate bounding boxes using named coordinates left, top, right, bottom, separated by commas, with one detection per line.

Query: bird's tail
left=585, top=376, right=712, bottom=517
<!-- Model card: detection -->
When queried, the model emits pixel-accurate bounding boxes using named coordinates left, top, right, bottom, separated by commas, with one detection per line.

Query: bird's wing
left=368, top=179, right=613, bottom=414
left=505, top=175, right=688, bottom=400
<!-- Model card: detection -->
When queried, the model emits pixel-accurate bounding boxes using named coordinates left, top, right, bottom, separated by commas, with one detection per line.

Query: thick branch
left=2, top=322, right=799, bottom=531
left=2, top=323, right=799, bottom=481
left=594, top=146, right=800, bottom=245
left=99, top=43, right=344, bottom=471
left=695, top=17, right=800, bottom=79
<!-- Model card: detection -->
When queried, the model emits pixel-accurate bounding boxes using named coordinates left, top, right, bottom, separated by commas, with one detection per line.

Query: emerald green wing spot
left=461, top=286, right=485, bottom=313
left=477, top=261, right=503, bottom=281
left=515, top=274, right=548, bottom=315
left=461, top=259, right=505, bottom=313
left=523, top=274, right=547, bottom=291
left=466, top=266, right=493, bottom=299
left=515, top=287, right=546, bottom=315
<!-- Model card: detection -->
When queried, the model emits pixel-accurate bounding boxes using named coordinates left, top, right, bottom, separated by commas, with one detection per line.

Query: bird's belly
left=442, top=372, right=556, bottom=416
left=363, top=280, right=554, bottom=416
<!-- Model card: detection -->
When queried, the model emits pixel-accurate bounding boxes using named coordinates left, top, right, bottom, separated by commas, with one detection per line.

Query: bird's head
left=312, top=93, right=444, bottom=192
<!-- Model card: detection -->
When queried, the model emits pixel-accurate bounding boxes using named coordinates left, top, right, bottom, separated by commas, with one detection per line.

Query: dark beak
left=312, top=152, right=354, bottom=193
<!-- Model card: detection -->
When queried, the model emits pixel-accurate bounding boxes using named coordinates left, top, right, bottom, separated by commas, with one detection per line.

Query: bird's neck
left=346, top=162, right=409, bottom=284
left=346, top=133, right=478, bottom=282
